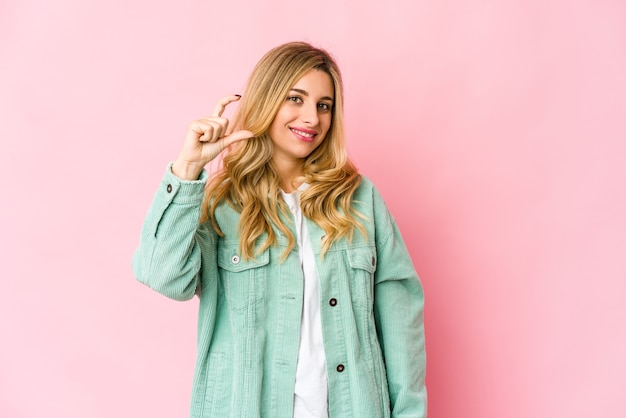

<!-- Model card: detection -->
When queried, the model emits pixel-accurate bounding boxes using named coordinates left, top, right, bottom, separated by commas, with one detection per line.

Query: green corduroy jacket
left=132, top=166, right=427, bottom=417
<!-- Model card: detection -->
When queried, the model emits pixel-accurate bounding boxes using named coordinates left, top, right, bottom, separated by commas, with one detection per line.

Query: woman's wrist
left=171, top=160, right=203, bottom=181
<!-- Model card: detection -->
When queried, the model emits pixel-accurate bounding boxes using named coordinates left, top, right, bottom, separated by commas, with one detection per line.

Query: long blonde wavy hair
left=200, top=42, right=366, bottom=260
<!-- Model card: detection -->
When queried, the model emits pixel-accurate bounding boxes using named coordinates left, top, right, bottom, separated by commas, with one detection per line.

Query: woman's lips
left=290, top=127, right=317, bottom=142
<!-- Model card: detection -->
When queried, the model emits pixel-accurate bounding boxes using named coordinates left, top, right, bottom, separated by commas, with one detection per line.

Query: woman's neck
left=273, top=157, right=304, bottom=193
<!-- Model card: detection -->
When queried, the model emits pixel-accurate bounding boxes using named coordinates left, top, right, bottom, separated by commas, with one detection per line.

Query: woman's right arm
left=132, top=95, right=253, bottom=300
left=132, top=165, right=211, bottom=301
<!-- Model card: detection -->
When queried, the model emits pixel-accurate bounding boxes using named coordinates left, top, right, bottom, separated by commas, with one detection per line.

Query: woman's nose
left=300, top=103, right=319, bottom=125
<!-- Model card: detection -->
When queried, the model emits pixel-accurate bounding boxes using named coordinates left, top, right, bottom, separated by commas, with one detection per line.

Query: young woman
left=132, top=42, right=426, bottom=418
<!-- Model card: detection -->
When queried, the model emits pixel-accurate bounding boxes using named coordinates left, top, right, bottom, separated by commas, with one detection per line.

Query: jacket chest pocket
left=346, top=246, right=377, bottom=310
left=217, top=244, right=270, bottom=311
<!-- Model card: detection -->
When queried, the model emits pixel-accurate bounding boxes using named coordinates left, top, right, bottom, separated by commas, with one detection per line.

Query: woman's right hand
left=172, top=95, right=254, bottom=180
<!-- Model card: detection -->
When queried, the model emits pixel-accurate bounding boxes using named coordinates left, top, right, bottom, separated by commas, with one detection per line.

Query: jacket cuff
left=158, top=162, right=208, bottom=205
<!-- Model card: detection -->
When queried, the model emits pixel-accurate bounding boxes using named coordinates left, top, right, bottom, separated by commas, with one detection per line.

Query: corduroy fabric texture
left=132, top=166, right=427, bottom=417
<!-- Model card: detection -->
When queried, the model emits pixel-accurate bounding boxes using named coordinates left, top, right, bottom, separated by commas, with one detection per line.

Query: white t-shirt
left=282, top=187, right=328, bottom=418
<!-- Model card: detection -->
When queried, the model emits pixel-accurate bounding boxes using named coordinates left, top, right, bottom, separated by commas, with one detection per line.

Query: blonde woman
left=133, top=42, right=426, bottom=417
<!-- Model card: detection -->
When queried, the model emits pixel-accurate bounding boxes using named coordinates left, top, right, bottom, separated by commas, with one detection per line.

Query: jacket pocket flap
left=347, top=247, right=377, bottom=273
left=217, top=246, right=270, bottom=273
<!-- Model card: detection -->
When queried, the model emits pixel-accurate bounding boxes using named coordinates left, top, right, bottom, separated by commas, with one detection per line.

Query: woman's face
left=268, top=69, right=334, bottom=168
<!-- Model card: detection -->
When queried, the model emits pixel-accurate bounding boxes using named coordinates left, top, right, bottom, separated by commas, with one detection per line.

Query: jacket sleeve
left=131, top=164, right=215, bottom=301
left=371, top=186, right=427, bottom=417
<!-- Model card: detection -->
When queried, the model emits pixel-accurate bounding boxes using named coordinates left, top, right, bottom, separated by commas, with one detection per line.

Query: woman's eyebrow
left=290, top=88, right=334, bottom=102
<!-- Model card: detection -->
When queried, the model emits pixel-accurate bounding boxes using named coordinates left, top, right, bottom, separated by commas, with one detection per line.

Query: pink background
left=2, top=0, right=625, bottom=417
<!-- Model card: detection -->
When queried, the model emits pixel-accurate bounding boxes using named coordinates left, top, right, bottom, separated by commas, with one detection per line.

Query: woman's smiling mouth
left=290, top=127, right=317, bottom=142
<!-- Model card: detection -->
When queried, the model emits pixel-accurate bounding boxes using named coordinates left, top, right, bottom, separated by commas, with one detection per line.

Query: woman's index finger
left=212, top=95, right=242, bottom=117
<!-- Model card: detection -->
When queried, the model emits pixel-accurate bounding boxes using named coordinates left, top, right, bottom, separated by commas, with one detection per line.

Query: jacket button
left=231, top=255, right=240, bottom=264
left=166, top=184, right=173, bottom=193
left=371, top=256, right=376, bottom=266
left=329, top=298, right=337, bottom=306
left=336, top=364, right=345, bottom=373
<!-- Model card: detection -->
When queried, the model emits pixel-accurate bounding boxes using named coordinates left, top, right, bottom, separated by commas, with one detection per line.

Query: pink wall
left=2, top=0, right=625, bottom=417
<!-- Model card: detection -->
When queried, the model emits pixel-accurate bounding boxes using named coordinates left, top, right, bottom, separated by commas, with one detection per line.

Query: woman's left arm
left=372, top=187, right=427, bottom=417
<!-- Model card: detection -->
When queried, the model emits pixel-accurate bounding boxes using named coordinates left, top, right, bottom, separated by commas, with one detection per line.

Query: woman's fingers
left=178, top=95, right=249, bottom=167
left=221, top=129, right=254, bottom=148
left=205, top=129, right=254, bottom=162
left=212, top=94, right=242, bottom=117
left=193, top=94, right=241, bottom=141
left=195, top=118, right=229, bottom=142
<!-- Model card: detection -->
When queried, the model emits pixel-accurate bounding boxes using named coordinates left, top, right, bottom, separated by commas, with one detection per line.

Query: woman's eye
left=318, top=102, right=331, bottom=112
left=287, top=96, right=303, bottom=104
